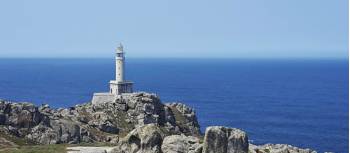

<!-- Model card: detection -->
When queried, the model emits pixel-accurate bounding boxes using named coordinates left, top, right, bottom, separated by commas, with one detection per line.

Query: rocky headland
left=0, top=92, right=318, bottom=153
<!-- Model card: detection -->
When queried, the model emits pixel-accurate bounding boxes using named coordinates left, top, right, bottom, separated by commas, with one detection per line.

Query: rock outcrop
left=165, top=103, right=201, bottom=136
left=109, top=125, right=314, bottom=153
left=112, top=124, right=164, bottom=153
left=0, top=92, right=201, bottom=145
left=161, top=134, right=202, bottom=153
left=202, top=126, right=249, bottom=153
left=0, top=92, right=320, bottom=153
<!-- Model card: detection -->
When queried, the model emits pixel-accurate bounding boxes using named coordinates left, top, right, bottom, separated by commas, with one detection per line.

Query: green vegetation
left=0, top=128, right=113, bottom=153
left=0, top=142, right=115, bottom=153
left=111, top=110, right=134, bottom=137
left=169, top=106, right=187, bottom=129
left=69, top=142, right=114, bottom=147
left=0, top=132, right=33, bottom=150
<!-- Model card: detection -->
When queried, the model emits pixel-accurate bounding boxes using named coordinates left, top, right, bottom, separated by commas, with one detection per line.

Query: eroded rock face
left=112, top=124, right=164, bottom=153
left=161, top=134, right=202, bottom=153
left=112, top=125, right=203, bottom=153
left=1, top=102, right=42, bottom=129
left=202, top=126, right=249, bottom=153
left=165, top=103, right=201, bottom=136
left=249, top=144, right=317, bottom=153
left=0, top=95, right=320, bottom=153
left=0, top=92, right=201, bottom=145
left=89, top=92, right=201, bottom=136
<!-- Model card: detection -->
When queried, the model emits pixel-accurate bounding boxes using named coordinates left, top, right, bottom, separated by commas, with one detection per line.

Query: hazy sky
left=0, top=0, right=348, bottom=58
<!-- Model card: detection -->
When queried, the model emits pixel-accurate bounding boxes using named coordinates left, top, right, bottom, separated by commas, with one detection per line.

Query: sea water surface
left=0, top=58, right=348, bottom=153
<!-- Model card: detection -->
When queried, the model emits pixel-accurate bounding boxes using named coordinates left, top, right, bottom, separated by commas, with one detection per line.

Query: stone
left=108, top=135, right=119, bottom=144
left=26, top=124, right=59, bottom=144
left=165, top=103, right=201, bottom=136
left=163, top=106, right=176, bottom=124
left=112, top=124, right=164, bottom=153
left=144, top=103, right=155, bottom=114
left=0, top=93, right=201, bottom=145
left=202, top=126, right=248, bottom=153
left=98, top=121, right=119, bottom=134
left=0, top=93, right=320, bottom=153
left=116, top=103, right=127, bottom=111
left=161, top=134, right=202, bottom=153
left=0, top=113, right=6, bottom=124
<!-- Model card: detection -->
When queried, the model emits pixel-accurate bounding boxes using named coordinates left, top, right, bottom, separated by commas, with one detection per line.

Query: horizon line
left=0, top=56, right=348, bottom=60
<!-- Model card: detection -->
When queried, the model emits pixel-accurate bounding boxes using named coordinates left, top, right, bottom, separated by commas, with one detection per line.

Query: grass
left=168, top=105, right=202, bottom=137
left=0, top=128, right=114, bottom=153
left=0, top=129, right=32, bottom=146
left=169, top=106, right=188, bottom=130
left=0, top=142, right=116, bottom=153
left=69, top=142, right=114, bottom=147
left=110, top=110, right=134, bottom=138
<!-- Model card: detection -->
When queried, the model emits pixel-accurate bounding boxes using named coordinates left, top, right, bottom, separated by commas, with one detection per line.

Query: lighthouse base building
left=109, top=80, right=133, bottom=94
left=92, top=43, right=134, bottom=105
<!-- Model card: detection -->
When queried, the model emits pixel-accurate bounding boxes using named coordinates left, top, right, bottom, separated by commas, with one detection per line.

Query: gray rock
left=51, top=119, right=81, bottom=143
left=0, top=113, right=6, bottom=124
left=161, top=134, right=202, bottom=153
left=165, top=103, right=201, bottom=136
left=0, top=92, right=320, bottom=153
left=202, top=126, right=248, bottom=153
left=26, top=124, right=59, bottom=144
left=98, top=121, right=119, bottom=134
left=1, top=92, right=199, bottom=144
left=113, top=124, right=164, bottom=153
left=116, top=103, right=127, bottom=111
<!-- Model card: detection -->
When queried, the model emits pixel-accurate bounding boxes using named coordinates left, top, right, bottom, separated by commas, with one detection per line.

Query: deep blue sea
left=0, top=58, right=348, bottom=153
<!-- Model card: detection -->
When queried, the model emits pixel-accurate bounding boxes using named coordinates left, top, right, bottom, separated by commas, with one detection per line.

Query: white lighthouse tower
left=115, top=43, right=125, bottom=82
left=109, top=43, right=133, bottom=95
left=91, top=43, right=134, bottom=105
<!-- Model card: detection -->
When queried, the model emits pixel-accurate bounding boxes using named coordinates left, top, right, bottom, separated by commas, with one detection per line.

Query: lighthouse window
left=117, top=53, right=122, bottom=57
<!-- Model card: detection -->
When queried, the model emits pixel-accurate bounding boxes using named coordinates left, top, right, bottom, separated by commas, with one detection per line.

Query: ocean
left=0, top=58, right=348, bottom=153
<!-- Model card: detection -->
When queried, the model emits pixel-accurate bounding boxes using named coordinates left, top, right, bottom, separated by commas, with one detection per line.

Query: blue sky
left=0, top=0, right=348, bottom=58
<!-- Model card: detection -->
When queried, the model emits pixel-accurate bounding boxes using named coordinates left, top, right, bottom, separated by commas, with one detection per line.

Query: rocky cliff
left=0, top=92, right=318, bottom=153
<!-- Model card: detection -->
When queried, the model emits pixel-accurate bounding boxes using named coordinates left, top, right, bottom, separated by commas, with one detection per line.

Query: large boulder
left=26, top=119, right=81, bottom=144
left=0, top=101, right=42, bottom=128
left=26, top=124, right=59, bottom=144
left=161, top=134, right=202, bottom=153
left=112, top=124, right=164, bottom=153
left=202, top=126, right=248, bottom=153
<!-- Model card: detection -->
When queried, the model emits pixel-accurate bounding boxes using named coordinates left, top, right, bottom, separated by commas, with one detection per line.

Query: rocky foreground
left=0, top=92, right=318, bottom=153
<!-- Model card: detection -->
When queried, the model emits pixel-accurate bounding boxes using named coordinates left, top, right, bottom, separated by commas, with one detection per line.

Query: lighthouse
left=109, top=43, right=133, bottom=95
left=91, top=43, right=134, bottom=105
